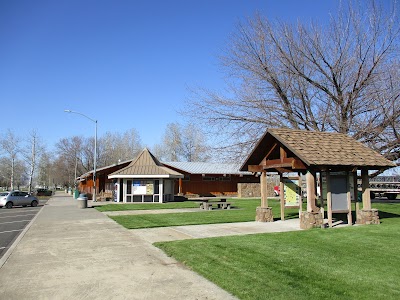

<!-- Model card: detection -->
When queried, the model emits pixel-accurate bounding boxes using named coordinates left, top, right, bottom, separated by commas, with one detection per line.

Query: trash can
left=77, top=193, right=88, bottom=209
left=74, top=189, right=79, bottom=199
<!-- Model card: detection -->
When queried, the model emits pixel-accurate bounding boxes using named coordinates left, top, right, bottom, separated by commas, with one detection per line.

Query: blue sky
left=0, top=0, right=340, bottom=152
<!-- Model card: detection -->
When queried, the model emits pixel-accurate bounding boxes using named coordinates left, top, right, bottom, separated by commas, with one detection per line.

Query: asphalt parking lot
left=0, top=199, right=47, bottom=259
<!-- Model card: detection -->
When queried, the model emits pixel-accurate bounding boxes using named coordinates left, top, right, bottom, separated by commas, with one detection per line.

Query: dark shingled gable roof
left=241, top=128, right=396, bottom=171
left=109, top=148, right=183, bottom=178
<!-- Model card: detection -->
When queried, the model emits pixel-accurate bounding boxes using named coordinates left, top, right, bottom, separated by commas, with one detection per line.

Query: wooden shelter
left=108, top=148, right=183, bottom=203
left=240, top=128, right=396, bottom=229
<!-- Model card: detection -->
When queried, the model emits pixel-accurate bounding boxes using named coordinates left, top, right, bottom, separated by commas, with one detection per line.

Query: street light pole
left=64, top=109, right=98, bottom=202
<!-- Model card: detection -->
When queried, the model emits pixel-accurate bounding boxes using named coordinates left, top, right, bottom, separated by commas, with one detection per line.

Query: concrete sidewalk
left=0, top=192, right=238, bottom=300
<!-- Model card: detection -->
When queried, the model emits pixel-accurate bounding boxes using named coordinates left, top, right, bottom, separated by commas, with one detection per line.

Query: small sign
left=284, top=178, right=301, bottom=207
left=132, top=181, right=146, bottom=194
left=146, top=181, right=154, bottom=195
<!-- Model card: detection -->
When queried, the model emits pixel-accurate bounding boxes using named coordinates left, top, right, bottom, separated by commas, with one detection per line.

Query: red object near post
left=274, top=185, right=280, bottom=196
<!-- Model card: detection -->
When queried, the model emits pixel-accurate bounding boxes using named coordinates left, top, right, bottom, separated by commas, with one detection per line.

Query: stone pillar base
left=300, top=211, right=323, bottom=229
left=356, top=209, right=380, bottom=225
left=256, top=207, right=274, bottom=222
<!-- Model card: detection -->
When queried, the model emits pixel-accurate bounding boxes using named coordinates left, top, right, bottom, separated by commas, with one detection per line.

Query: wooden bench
left=98, top=191, right=113, bottom=202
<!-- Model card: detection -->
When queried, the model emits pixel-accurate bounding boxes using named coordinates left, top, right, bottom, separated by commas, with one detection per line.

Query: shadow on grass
left=378, top=210, right=400, bottom=219
left=280, top=209, right=400, bottom=224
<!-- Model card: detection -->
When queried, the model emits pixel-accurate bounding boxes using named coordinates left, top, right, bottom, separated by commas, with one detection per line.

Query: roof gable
left=241, top=128, right=396, bottom=172
left=109, top=148, right=183, bottom=178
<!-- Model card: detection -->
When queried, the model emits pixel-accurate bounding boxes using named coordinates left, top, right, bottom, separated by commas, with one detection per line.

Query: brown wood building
left=78, top=150, right=259, bottom=200
left=163, top=162, right=259, bottom=197
left=78, top=160, right=132, bottom=199
left=241, top=128, right=396, bottom=229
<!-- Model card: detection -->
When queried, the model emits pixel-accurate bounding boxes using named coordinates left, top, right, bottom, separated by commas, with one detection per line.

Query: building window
left=125, top=179, right=161, bottom=203
left=202, top=175, right=231, bottom=181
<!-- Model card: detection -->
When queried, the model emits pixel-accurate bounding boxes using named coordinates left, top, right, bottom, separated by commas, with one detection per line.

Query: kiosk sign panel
left=146, top=181, right=154, bottom=195
left=284, top=178, right=301, bottom=207
left=132, top=181, right=146, bottom=194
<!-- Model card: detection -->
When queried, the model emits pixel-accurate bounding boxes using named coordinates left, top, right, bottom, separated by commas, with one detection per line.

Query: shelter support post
left=361, top=169, right=371, bottom=210
left=357, top=169, right=380, bottom=225
left=353, top=170, right=359, bottom=213
left=319, top=172, right=324, bottom=208
left=256, top=171, right=273, bottom=222
left=178, top=178, right=182, bottom=195
left=280, top=174, right=284, bottom=221
left=306, top=171, right=318, bottom=212
left=260, top=171, right=268, bottom=208
left=346, top=172, right=353, bottom=225
left=298, top=173, right=303, bottom=218
left=300, top=170, right=323, bottom=229
left=326, top=171, right=332, bottom=228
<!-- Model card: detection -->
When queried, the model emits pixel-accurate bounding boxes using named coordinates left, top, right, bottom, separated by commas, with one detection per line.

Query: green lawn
left=108, top=198, right=300, bottom=229
left=95, top=201, right=199, bottom=212
left=155, top=202, right=400, bottom=300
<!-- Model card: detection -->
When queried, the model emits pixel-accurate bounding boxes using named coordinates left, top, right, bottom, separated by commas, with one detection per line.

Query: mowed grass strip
left=109, top=199, right=300, bottom=229
left=95, top=201, right=199, bottom=212
left=156, top=203, right=400, bottom=300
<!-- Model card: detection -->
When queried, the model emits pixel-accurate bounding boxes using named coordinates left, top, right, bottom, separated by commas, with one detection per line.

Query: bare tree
left=181, top=123, right=210, bottom=162
left=20, top=130, right=44, bottom=194
left=55, top=136, right=85, bottom=187
left=185, top=1, right=400, bottom=162
left=99, top=128, right=142, bottom=166
left=36, top=151, right=53, bottom=188
left=153, top=122, right=210, bottom=162
left=0, top=129, right=20, bottom=190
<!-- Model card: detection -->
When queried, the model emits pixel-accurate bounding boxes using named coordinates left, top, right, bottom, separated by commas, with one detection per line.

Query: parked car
left=35, top=188, right=52, bottom=196
left=0, top=191, right=39, bottom=209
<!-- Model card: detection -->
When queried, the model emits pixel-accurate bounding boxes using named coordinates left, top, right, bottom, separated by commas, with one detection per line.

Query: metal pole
left=93, top=120, right=97, bottom=202
left=64, top=109, right=98, bottom=202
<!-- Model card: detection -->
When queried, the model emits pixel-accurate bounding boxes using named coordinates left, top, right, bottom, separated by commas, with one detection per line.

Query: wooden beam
left=280, top=147, right=287, bottom=162
left=264, top=142, right=278, bottom=160
left=264, top=163, right=292, bottom=170
left=248, top=165, right=263, bottom=172
left=276, top=167, right=293, bottom=174
left=265, top=158, right=292, bottom=166
left=292, top=158, right=307, bottom=170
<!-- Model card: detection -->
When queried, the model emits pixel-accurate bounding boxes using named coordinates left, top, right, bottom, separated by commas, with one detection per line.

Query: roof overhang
left=108, top=174, right=183, bottom=179
left=241, top=128, right=396, bottom=174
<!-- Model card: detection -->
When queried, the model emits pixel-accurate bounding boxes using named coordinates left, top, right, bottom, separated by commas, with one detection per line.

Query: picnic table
left=193, top=198, right=232, bottom=210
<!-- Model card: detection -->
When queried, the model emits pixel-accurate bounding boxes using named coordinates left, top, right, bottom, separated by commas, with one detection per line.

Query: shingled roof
left=108, top=148, right=183, bottom=179
left=241, top=128, right=396, bottom=171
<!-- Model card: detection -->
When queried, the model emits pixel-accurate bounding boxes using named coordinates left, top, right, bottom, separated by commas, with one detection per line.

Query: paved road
left=0, top=200, right=47, bottom=259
